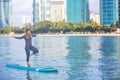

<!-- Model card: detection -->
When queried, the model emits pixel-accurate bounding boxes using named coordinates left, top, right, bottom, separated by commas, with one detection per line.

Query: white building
left=33, top=0, right=66, bottom=25
left=39, top=0, right=51, bottom=21
left=33, top=0, right=51, bottom=25
left=50, top=0, right=66, bottom=22
left=90, top=11, right=100, bottom=25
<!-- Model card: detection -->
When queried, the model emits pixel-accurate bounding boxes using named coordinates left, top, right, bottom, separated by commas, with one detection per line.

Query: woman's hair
left=25, top=29, right=32, bottom=38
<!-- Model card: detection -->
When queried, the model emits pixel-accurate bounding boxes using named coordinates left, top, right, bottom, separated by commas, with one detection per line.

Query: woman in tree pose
left=12, top=29, right=39, bottom=66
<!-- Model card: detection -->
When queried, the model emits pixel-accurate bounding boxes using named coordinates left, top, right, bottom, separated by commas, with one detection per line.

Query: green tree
left=63, top=22, right=73, bottom=32
left=3, top=28, right=12, bottom=34
left=86, top=20, right=99, bottom=27
left=85, top=20, right=101, bottom=32
left=51, top=21, right=66, bottom=32
left=72, top=23, right=80, bottom=31
left=0, top=28, right=3, bottom=34
left=22, top=23, right=34, bottom=32
left=36, top=21, right=53, bottom=33
left=110, top=24, right=117, bottom=32
left=13, top=27, right=24, bottom=33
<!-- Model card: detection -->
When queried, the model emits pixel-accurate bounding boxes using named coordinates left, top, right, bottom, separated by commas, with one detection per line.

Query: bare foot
left=27, top=62, right=31, bottom=67
left=30, top=53, right=33, bottom=58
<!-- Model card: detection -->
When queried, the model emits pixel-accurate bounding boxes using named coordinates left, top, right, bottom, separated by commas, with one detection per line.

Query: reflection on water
left=26, top=71, right=32, bottom=80
left=66, top=37, right=90, bottom=80
left=99, top=37, right=120, bottom=80
left=0, top=36, right=120, bottom=80
left=87, top=37, right=102, bottom=80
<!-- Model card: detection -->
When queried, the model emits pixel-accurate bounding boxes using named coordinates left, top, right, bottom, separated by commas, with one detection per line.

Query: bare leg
left=30, top=53, right=33, bottom=58
left=27, top=62, right=31, bottom=67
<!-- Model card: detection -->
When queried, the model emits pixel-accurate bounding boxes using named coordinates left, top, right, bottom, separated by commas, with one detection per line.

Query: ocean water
left=0, top=36, right=120, bottom=80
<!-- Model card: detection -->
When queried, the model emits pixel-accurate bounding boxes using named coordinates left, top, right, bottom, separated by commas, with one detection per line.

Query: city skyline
left=12, top=0, right=99, bottom=27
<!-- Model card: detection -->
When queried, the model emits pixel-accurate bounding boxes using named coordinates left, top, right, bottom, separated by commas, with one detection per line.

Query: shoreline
left=0, top=33, right=120, bottom=37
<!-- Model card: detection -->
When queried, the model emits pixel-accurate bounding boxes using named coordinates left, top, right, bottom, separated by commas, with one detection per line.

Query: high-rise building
left=119, top=0, right=120, bottom=20
left=33, top=0, right=39, bottom=26
left=50, top=0, right=66, bottom=22
left=33, top=0, right=51, bottom=25
left=66, top=0, right=89, bottom=23
left=100, top=0, right=119, bottom=26
left=33, top=0, right=66, bottom=25
left=0, top=0, right=12, bottom=27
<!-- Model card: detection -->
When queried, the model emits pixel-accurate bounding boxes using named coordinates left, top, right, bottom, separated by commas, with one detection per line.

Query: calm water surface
left=0, top=36, right=120, bottom=80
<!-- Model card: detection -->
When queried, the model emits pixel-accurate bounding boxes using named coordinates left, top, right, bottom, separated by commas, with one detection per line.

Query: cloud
left=13, top=0, right=32, bottom=15
left=12, top=0, right=33, bottom=26
left=89, top=0, right=99, bottom=13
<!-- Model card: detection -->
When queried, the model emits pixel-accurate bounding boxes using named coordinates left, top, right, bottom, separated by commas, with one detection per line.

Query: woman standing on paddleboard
left=12, top=29, right=39, bottom=66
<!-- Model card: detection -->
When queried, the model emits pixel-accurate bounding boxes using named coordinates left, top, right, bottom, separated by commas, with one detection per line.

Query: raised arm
left=15, top=35, right=25, bottom=39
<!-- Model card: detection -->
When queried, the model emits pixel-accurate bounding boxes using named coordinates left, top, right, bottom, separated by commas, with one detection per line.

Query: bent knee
left=34, top=49, right=39, bottom=54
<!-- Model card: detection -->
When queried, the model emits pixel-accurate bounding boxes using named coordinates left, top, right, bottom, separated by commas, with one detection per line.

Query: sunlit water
left=0, top=36, right=120, bottom=80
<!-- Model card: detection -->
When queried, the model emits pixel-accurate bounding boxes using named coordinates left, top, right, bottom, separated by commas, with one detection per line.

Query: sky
left=12, top=0, right=99, bottom=26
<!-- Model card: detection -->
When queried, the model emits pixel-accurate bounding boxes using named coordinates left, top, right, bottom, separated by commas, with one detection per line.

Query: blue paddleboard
left=6, top=64, right=58, bottom=72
